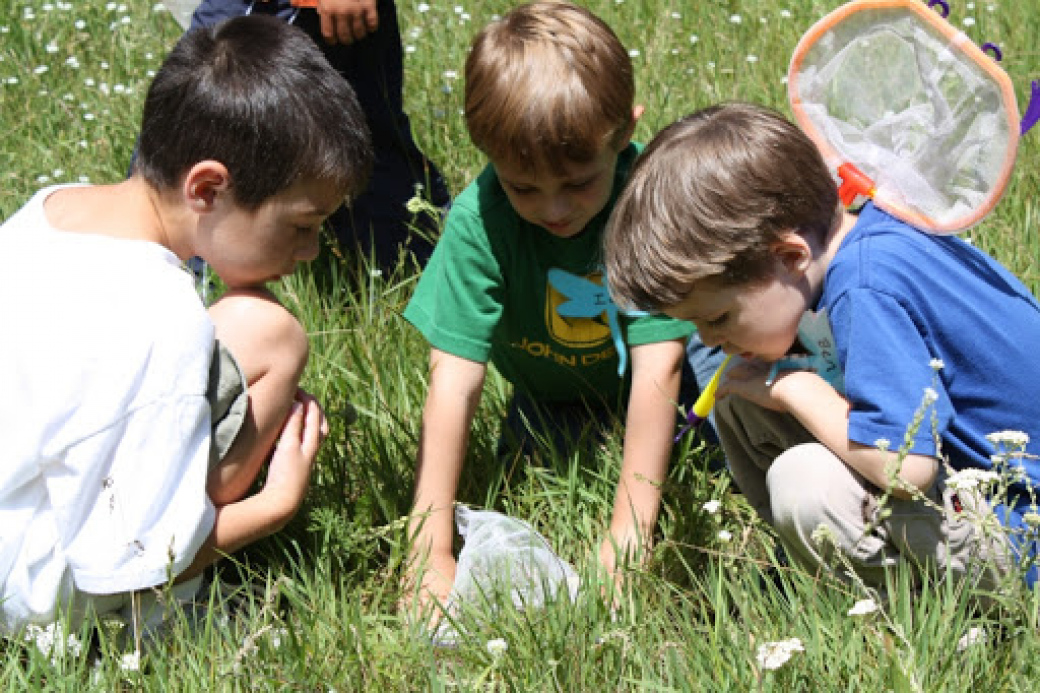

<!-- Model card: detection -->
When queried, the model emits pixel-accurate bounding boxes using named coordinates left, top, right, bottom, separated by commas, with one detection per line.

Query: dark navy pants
left=189, top=0, right=450, bottom=268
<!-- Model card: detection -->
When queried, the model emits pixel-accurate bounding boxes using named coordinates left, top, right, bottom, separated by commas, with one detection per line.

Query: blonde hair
left=464, top=0, right=633, bottom=172
left=604, top=103, right=840, bottom=311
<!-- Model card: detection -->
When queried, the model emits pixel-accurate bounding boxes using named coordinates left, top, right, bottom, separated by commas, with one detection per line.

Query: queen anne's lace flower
left=756, top=638, right=804, bottom=670
left=847, top=598, right=879, bottom=616
left=987, top=430, right=1030, bottom=448
left=946, top=468, right=1000, bottom=492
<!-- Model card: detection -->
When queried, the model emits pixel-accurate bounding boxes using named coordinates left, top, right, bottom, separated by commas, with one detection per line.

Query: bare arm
left=179, top=393, right=325, bottom=582
left=406, top=348, right=487, bottom=606
left=718, top=361, right=939, bottom=498
left=599, top=339, right=685, bottom=574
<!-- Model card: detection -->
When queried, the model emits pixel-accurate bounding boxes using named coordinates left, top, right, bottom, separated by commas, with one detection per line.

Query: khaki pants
left=716, top=396, right=1011, bottom=591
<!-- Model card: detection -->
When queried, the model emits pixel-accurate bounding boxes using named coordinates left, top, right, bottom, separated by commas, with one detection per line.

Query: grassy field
left=2, top=0, right=1040, bottom=689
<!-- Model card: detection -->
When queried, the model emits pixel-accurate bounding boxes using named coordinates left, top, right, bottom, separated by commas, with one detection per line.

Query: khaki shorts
left=206, top=339, right=248, bottom=468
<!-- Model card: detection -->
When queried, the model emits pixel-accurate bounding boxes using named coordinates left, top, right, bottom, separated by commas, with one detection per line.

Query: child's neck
left=819, top=210, right=858, bottom=268
left=43, top=178, right=192, bottom=260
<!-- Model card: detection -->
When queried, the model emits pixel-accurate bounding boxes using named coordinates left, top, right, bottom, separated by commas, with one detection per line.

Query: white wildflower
left=956, top=626, right=987, bottom=652
left=34, top=65, right=48, bottom=75
left=780, top=9, right=792, bottom=18
left=24, top=623, right=83, bottom=660
left=1023, top=512, right=1040, bottom=529
left=987, top=430, right=1029, bottom=448
left=486, top=638, right=508, bottom=659
left=119, top=651, right=141, bottom=671
left=688, top=35, right=698, bottom=44
left=962, top=17, right=976, bottom=26
left=746, top=55, right=758, bottom=63
left=875, top=438, right=891, bottom=452
left=729, top=14, right=742, bottom=24
left=946, top=468, right=1000, bottom=492
left=756, top=638, right=804, bottom=671
left=269, top=627, right=289, bottom=649
left=628, top=49, right=640, bottom=58
left=930, top=358, right=944, bottom=371
left=74, top=19, right=85, bottom=29
left=417, top=2, right=430, bottom=11
left=717, top=529, right=733, bottom=542
left=702, top=499, right=721, bottom=515
left=811, top=523, right=835, bottom=547
left=847, top=598, right=878, bottom=616
left=922, top=387, right=938, bottom=405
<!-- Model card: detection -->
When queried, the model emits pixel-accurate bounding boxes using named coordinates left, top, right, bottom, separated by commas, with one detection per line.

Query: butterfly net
left=788, top=0, right=1019, bottom=233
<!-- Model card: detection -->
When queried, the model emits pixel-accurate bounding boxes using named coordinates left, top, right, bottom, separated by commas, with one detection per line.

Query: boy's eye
left=705, top=313, right=728, bottom=328
left=566, top=178, right=594, bottom=191
left=507, top=185, right=535, bottom=195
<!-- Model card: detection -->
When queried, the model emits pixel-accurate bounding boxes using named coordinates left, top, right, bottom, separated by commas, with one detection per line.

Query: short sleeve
left=829, top=288, right=952, bottom=455
left=404, top=203, right=505, bottom=363
left=624, top=312, right=695, bottom=347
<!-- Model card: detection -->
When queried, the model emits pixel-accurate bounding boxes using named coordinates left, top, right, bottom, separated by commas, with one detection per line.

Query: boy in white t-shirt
left=0, top=15, right=372, bottom=634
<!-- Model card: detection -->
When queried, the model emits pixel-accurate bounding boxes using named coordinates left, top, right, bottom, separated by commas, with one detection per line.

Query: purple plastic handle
left=928, top=0, right=950, bottom=18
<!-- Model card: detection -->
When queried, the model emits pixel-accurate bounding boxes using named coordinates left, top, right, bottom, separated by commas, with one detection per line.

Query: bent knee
left=209, top=289, right=309, bottom=383
left=766, top=443, right=850, bottom=536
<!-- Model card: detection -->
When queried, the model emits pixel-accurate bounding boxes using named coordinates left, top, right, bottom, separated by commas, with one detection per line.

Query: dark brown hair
left=604, top=102, right=839, bottom=311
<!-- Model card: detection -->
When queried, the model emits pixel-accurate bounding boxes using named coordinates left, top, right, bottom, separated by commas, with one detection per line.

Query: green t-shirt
left=404, top=143, right=694, bottom=404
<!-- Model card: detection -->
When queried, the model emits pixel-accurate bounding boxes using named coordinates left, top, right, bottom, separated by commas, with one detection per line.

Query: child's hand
left=716, top=358, right=824, bottom=413
left=316, top=0, right=379, bottom=45
left=401, top=551, right=456, bottom=626
left=261, top=390, right=327, bottom=513
left=597, top=526, right=651, bottom=591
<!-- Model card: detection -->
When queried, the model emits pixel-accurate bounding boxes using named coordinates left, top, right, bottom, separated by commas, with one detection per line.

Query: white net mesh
left=789, top=1, right=1019, bottom=233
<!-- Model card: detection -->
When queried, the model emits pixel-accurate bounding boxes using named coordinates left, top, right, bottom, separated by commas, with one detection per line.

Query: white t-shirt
left=0, top=186, right=217, bottom=632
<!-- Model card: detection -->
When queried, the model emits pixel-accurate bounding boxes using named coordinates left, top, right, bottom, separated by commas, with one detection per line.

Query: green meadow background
left=2, top=0, right=1039, bottom=689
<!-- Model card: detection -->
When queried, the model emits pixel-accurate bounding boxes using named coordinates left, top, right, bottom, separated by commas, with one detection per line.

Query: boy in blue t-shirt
left=604, top=102, right=1040, bottom=591
left=403, top=0, right=722, bottom=609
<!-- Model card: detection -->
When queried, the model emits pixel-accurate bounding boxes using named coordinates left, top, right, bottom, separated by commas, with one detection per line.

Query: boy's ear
left=770, top=232, right=813, bottom=277
left=183, top=160, right=231, bottom=212
left=614, top=105, right=645, bottom=151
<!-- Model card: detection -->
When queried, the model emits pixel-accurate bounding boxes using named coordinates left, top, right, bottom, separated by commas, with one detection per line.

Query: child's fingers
left=299, top=399, right=324, bottom=459
left=276, top=401, right=305, bottom=449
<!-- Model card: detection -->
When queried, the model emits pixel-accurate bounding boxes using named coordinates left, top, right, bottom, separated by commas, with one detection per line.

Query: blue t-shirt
left=820, top=203, right=1040, bottom=580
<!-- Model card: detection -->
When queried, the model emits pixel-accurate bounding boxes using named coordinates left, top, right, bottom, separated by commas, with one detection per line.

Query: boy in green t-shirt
left=403, top=0, right=721, bottom=609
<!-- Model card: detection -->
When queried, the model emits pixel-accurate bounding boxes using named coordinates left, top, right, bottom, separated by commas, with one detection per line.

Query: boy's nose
left=544, top=195, right=571, bottom=221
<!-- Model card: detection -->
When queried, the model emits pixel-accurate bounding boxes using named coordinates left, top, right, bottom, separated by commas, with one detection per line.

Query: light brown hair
left=603, top=102, right=840, bottom=311
left=464, top=0, right=634, bottom=172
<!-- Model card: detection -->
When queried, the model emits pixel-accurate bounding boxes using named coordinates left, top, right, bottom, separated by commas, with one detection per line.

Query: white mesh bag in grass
left=432, top=505, right=579, bottom=645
